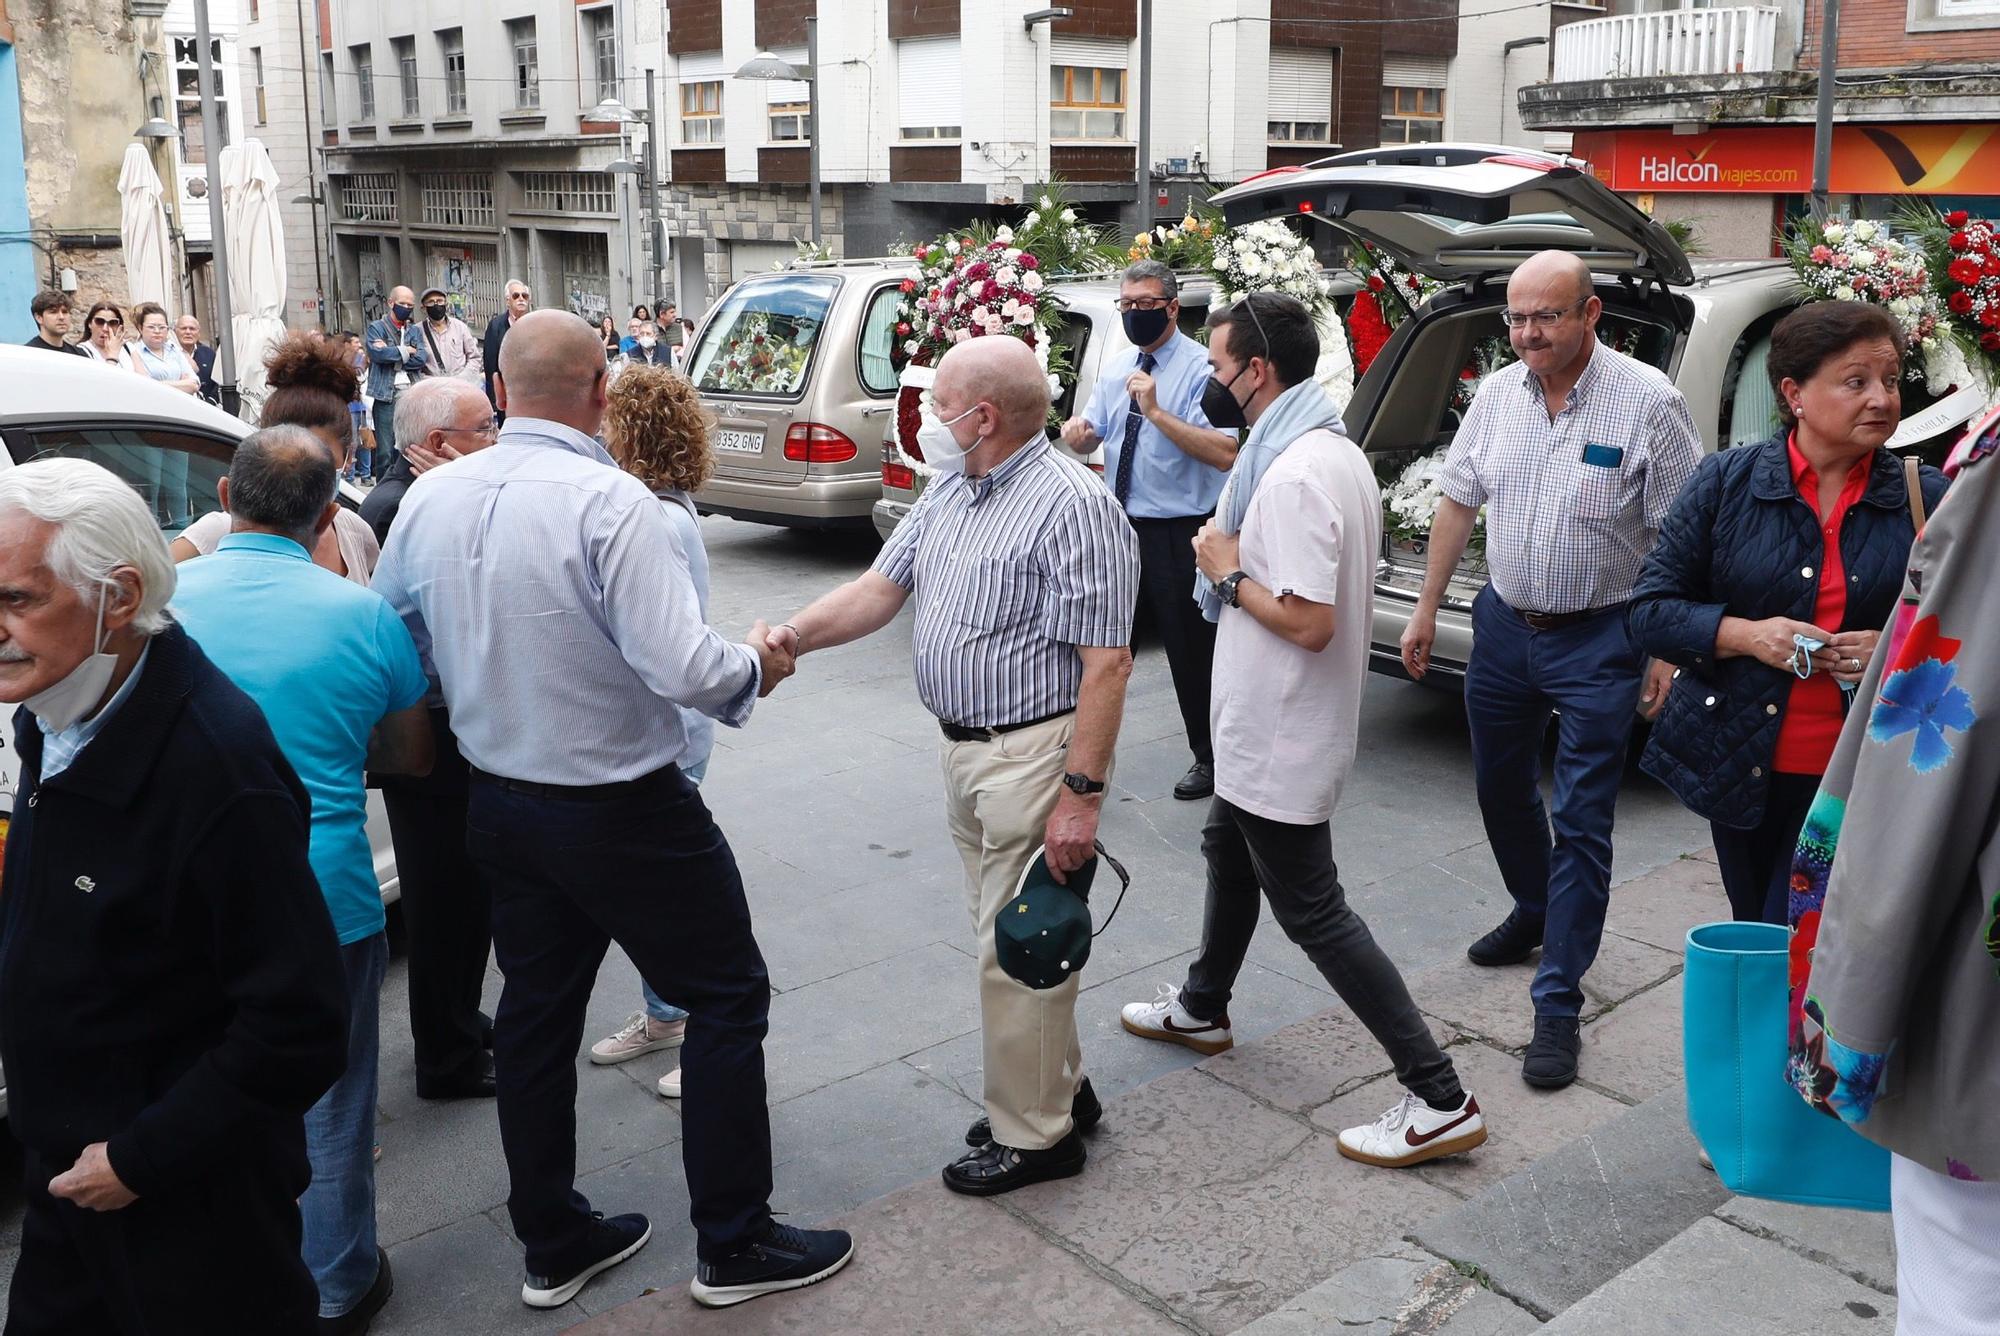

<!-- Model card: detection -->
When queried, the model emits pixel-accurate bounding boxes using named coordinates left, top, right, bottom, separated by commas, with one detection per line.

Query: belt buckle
left=1521, top=610, right=1554, bottom=631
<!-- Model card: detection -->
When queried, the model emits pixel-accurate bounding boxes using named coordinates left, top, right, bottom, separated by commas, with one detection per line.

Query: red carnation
left=1946, top=209, right=1970, bottom=227
left=981, top=280, right=1001, bottom=302
left=1348, top=290, right=1390, bottom=375
left=1982, top=307, right=2000, bottom=328
left=1949, top=231, right=1970, bottom=250
left=1982, top=332, right=2000, bottom=352
left=1949, top=257, right=1984, bottom=285
left=1019, top=253, right=1039, bottom=270
left=1367, top=274, right=1385, bottom=292
left=900, top=278, right=916, bottom=293
left=1986, top=254, right=2000, bottom=277
left=1950, top=290, right=1974, bottom=314
left=895, top=322, right=911, bottom=336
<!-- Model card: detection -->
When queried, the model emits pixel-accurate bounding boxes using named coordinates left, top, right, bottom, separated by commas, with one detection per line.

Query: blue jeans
left=302, top=931, right=387, bottom=1318
left=642, top=753, right=704, bottom=1026
left=1465, top=587, right=1643, bottom=1018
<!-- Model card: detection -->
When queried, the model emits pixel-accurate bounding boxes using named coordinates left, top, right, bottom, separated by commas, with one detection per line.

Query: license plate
left=715, top=428, right=764, bottom=455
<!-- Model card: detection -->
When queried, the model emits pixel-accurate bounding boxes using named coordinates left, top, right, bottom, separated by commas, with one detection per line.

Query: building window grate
left=420, top=172, right=495, bottom=228
left=519, top=171, right=615, bottom=215
left=334, top=172, right=399, bottom=223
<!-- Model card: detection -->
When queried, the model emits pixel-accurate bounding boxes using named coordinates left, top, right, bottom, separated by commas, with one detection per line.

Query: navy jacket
left=0, top=623, right=347, bottom=1199
left=188, top=340, right=219, bottom=403
left=1628, top=432, right=1948, bottom=828
left=482, top=311, right=512, bottom=406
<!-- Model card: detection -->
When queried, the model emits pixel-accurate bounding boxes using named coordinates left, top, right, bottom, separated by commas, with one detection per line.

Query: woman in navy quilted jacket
left=1628, top=301, right=1948, bottom=923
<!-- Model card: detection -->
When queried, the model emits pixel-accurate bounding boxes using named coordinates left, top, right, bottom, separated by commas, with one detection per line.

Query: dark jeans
left=382, top=709, right=491, bottom=1087
left=1130, top=514, right=1216, bottom=766
left=6, top=1137, right=317, bottom=1334
left=466, top=764, right=774, bottom=1270
left=1181, top=797, right=1462, bottom=1109
left=1711, top=771, right=1821, bottom=925
left=1465, top=587, right=1644, bottom=1018
left=371, top=397, right=399, bottom=475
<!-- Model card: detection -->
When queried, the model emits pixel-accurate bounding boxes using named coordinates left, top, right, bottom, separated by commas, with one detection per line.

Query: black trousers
left=6, top=1140, right=317, bottom=1335
left=382, top=709, right=492, bottom=1086
left=1130, top=514, right=1216, bottom=766
left=466, top=764, right=774, bottom=1271
left=1182, top=797, right=1462, bottom=1109
left=1710, top=771, right=1822, bottom=925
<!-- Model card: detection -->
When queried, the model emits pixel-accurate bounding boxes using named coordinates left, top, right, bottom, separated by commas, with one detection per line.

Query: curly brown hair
left=261, top=332, right=359, bottom=440
left=605, top=366, right=717, bottom=493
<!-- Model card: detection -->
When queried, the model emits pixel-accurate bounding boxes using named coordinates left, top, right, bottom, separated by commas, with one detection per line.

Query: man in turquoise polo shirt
left=172, top=425, right=433, bottom=1336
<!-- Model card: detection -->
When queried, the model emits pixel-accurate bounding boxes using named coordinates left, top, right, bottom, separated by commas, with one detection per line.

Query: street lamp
left=134, top=98, right=178, bottom=140
left=735, top=22, right=821, bottom=246
left=586, top=96, right=658, bottom=311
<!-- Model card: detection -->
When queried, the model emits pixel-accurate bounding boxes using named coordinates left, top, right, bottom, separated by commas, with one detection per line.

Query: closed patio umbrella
left=220, top=139, right=288, bottom=422
left=118, top=144, right=178, bottom=309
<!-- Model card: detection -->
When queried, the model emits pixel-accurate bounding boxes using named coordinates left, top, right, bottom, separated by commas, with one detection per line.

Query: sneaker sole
left=1466, top=944, right=1539, bottom=967
left=1338, top=1124, right=1489, bottom=1168
left=520, top=1222, right=653, bottom=1309
left=1120, top=1014, right=1233, bottom=1056
left=688, top=1239, right=855, bottom=1309
left=1521, top=1066, right=1578, bottom=1090
left=588, top=1035, right=686, bottom=1066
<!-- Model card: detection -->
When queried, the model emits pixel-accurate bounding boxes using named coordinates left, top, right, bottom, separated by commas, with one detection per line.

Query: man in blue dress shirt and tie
left=1062, top=259, right=1239, bottom=800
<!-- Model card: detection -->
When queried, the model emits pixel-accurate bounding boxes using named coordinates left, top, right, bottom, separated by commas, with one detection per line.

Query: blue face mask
left=391, top=303, right=414, bottom=323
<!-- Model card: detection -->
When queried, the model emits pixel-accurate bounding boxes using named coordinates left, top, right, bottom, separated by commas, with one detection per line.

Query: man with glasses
left=1400, top=250, right=1698, bottom=1091
left=1062, top=259, right=1239, bottom=802
left=483, top=280, right=535, bottom=418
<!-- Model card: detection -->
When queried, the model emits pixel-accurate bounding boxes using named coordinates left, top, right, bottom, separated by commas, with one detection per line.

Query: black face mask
left=1121, top=305, right=1171, bottom=348
left=424, top=304, right=448, bottom=322
left=1201, top=365, right=1250, bottom=430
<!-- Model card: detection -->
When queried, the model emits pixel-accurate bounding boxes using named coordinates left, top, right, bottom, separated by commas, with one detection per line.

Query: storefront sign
left=1575, top=124, right=2000, bottom=196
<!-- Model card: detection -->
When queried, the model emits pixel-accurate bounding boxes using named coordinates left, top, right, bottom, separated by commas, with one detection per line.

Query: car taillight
left=783, top=423, right=858, bottom=463
left=882, top=460, right=915, bottom=489
left=1482, top=152, right=1559, bottom=171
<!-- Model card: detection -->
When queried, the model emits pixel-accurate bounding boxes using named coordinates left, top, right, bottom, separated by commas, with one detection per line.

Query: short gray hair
left=395, top=376, right=486, bottom=450
left=1121, top=258, right=1178, bottom=300
left=0, top=458, right=176, bottom=634
left=227, top=425, right=337, bottom=548
left=505, top=279, right=530, bottom=297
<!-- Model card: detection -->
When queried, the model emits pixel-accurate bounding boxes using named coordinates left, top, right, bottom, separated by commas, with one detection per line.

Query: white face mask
left=638, top=336, right=656, bottom=350
left=25, top=580, right=120, bottom=733
left=916, top=404, right=981, bottom=476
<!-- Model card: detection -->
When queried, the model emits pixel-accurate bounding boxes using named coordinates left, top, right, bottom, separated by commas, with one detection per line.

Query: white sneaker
left=656, top=1068, right=682, bottom=1100
left=589, top=1013, right=687, bottom=1065
left=1337, top=1090, right=1487, bottom=1168
left=1119, top=984, right=1234, bottom=1055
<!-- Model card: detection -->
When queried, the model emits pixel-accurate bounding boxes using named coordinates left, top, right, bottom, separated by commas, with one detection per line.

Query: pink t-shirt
left=1211, top=427, right=1380, bottom=825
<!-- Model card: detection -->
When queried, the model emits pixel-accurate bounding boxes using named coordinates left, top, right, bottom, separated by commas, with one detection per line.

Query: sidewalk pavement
left=571, top=848, right=1899, bottom=1336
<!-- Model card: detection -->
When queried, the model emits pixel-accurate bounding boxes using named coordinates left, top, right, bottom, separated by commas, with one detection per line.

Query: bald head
left=1505, top=250, right=1601, bottom=384
left=934, top=334, right=1050, bottom=438
left=1508, top=250, right=1593, bottom=308
left=496, top=310, right=612, bottom=433
left=223, top=424, right=339, bottom=549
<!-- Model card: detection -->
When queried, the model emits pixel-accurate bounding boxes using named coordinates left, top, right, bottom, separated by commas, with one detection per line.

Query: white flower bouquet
left=1783, top=217, right=1954, bottom=391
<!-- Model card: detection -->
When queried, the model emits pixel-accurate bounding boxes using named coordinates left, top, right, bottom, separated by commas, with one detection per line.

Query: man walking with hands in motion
left=770, top=334, right=1139, bottom=1196
left=372, top=311, right=852, bottom=1312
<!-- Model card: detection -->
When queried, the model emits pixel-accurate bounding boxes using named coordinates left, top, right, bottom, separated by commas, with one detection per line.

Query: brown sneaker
left=1119, top=984, right=1233, bottom=1055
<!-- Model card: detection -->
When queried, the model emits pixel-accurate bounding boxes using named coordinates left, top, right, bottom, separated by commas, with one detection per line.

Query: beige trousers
left=941, top=712, right=1089, bottom=1152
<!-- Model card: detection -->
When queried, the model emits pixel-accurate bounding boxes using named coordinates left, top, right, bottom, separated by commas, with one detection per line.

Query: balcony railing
left=1552, top=6, right=1780, bottom=82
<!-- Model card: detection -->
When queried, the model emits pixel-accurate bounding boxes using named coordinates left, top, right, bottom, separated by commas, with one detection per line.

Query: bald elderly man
left=372, top=311, right=851, bottom=1312
left=365, top=286, right=429, bottom=474
left=1400, top=250, right=1700, bottom=1091
left=769, top=335, right=1140, bottom=1195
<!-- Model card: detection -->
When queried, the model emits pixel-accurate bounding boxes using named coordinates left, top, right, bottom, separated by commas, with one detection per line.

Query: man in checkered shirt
left=1401, top=251, right=1699, bottom=1092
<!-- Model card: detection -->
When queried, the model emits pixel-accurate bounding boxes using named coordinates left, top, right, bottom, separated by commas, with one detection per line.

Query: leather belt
left=469, top=764, right=680, bottom=802
left=1512, top=602, right=1625, bottom=632
left=938, top=709, right=1073, bottom=743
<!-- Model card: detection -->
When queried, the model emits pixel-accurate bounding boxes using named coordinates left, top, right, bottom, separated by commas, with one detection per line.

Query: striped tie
left=1112, top=352, right=1156, bottom=510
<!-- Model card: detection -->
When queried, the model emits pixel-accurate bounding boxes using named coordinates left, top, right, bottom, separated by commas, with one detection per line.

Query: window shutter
left=763, top=47, right=810, bottom=104
left=677, top=49, right=725, bottom=81
left=898, top=37, right=962, bottom=130
left=1268, top=48, right=1333, bottom=121
left=1049, top=35, right=1129, bottom=69
left=1381, top=54, right=1448, bottom=88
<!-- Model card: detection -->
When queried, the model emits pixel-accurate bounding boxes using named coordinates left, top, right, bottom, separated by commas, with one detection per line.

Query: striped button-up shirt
left=876, top=435, right=1139, bottom=727
left=370, top=417, right=760, bottom=785
left=1438, top=341, right=1702, bottom=614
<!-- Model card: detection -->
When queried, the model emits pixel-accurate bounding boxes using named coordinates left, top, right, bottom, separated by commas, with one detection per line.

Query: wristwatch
left=1218, top=570, right=1249, bottom=607
left=1062, top=771, right=1106, bottom=796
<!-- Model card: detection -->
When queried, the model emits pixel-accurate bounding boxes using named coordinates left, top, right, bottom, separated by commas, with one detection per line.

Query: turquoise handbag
left=1682, top=921, right=1890, bottom=1212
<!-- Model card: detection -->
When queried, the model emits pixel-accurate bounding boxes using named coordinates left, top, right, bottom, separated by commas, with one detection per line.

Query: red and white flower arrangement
left=1901, top=206, right=2000, bottom=393
left=1783, top=216, right=1963, bottom=393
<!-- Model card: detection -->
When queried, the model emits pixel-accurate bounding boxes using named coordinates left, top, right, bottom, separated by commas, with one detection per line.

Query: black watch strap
left=1219, top=570, right=1249, bottom=606
left=1063, top=771, right=1106, bottom=795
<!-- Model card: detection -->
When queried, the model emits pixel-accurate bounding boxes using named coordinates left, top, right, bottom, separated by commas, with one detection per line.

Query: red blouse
left=1772, top=435, right=1874, bottom=775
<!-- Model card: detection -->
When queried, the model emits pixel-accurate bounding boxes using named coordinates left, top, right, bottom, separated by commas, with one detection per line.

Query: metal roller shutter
left=1269, top=47, right=1334, bottom=122
left=898, top=36, right=962, bottom=131
left=764, top=47, right=810, bottom=105
left=1049, top=34, right=1130, bottom=69
left=1381, top=54, right=1448, bottom=88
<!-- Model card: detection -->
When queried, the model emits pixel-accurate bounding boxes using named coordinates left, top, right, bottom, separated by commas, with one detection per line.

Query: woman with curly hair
left=171, top=332, right=383, bottom=583
left=582, top=364, right=718, bottom=1098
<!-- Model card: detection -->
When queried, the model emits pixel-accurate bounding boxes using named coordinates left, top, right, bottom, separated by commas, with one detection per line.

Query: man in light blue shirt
left=1062, top=259, right=1239, bottom=800
left=370, top=311, right=853, bottom=1313
left=171, top=426, right=433, bottom=1334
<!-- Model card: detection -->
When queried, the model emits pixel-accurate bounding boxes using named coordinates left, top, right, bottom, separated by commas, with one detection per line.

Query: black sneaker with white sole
left=520, top=1212, right=651, bottom=1309
left=690, top=1220, right=855, bottom=1309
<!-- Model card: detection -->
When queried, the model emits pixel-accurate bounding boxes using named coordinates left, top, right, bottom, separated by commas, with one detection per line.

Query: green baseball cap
left=995, top=842, right=1129, bottom=990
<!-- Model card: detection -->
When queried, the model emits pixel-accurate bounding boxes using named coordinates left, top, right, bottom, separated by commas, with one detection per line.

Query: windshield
left=686, top=273, right=839, bottom=397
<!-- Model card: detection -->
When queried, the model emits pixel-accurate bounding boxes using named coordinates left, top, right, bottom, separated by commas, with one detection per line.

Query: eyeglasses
left=1499, top=299, right=1587, bottom=330
left=1115, top=296, right=1173, bottom=313
left=445, top=417, right=500, bottom=437
left=91, top=317, right=123, bottom=329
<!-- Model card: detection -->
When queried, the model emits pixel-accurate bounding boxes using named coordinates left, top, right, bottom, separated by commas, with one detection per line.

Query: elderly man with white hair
left=0, top=458, right=347, bottom=1334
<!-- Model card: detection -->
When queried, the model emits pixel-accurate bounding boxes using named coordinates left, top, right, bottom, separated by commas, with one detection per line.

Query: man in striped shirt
left=770, top=334, right=1139, bottom=1197
left=1401, top=251, right=1698, bottom=1092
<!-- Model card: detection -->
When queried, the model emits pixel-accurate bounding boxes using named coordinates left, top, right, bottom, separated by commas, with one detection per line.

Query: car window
left=685, top=273, right=839, bottom=398
left=1717, top=309, right=1791, bottom=450
left=1051, top=310, right=1093, bottom=422
left=12, top=425, right=233, bottom=539
left=857, top=284, right=901, bottom=396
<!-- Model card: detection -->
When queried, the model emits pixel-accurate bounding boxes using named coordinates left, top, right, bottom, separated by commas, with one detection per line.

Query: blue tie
left=1113, top=352, right=1156, bottom=511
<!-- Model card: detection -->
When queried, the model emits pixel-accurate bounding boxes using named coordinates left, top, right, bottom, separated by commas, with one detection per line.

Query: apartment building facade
left=660, top=0, right=1454, bottom=296
left=1518, top=0, right=2000, bottom=257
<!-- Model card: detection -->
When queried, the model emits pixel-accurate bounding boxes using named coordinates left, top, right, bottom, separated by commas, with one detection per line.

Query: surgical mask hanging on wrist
left=26, top=580, right=121, bottom=733
left=915, top=404, right=980, bottom=476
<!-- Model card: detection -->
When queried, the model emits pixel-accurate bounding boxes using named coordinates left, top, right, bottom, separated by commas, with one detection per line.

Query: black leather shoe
left=416, top=1052, right=496, bottom=1101
left=1467, top=911, right=1546, bottom=967
left=942, top=1131, right=1086, bottom=1196
left=966, top=1078, right=1101, bottom=1148
left=318, top=1247, right=392, bottom=1335
left=1522, top=1015, right=1582, bottom=1089
left=1173, top=761, right=1215, bottom=801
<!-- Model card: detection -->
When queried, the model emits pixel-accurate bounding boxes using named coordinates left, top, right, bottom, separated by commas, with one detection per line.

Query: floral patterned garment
left=1787, top=425, right=2000, bottom=1184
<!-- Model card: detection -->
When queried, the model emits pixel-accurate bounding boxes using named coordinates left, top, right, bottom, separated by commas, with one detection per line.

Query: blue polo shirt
left=1082, top=328, right=1228, bottom=520
left=171, top=532, right=428, bottom=945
